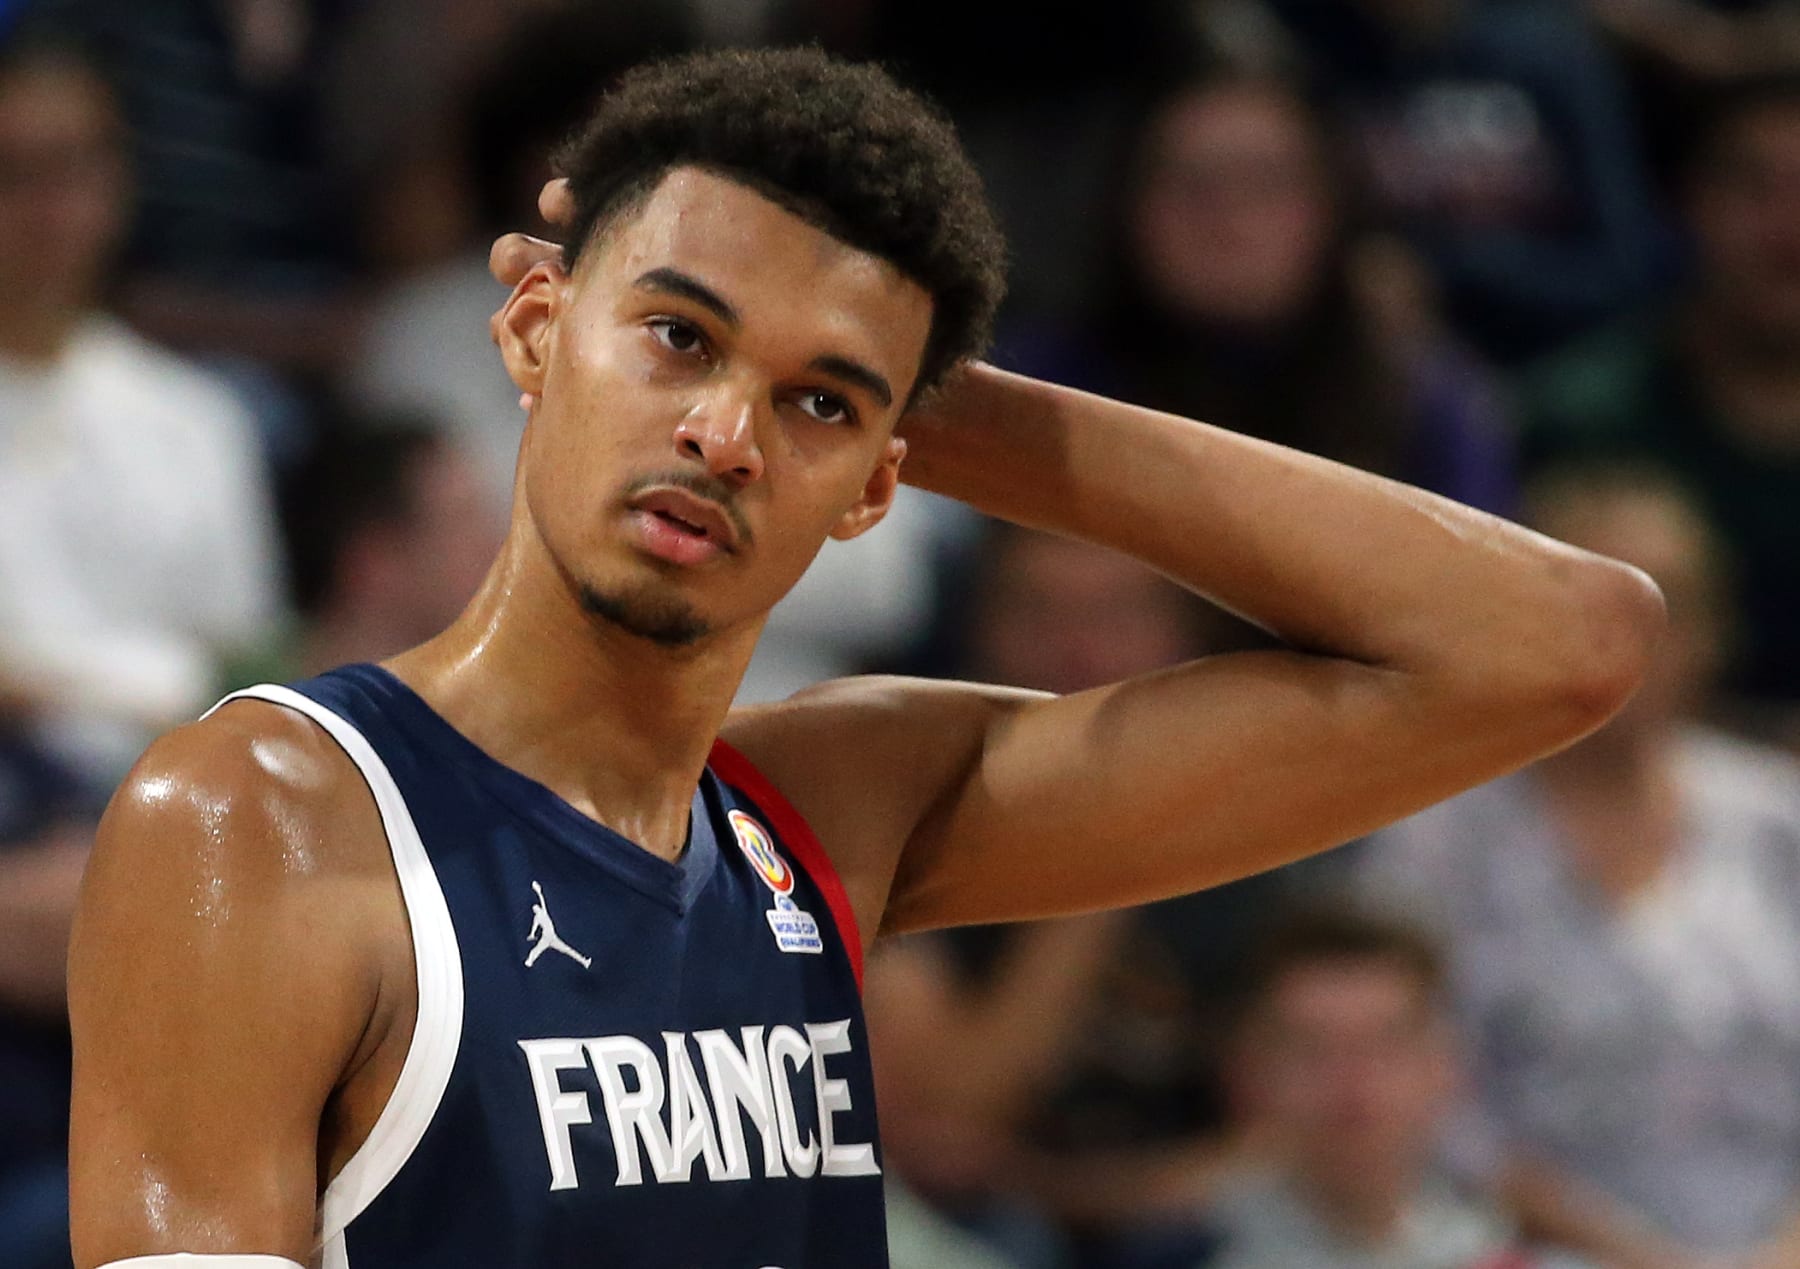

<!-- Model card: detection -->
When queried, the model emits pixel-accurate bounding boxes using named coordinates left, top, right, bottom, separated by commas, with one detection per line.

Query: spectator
left=223, top=421, right=503, bottom=690
left=0, top=27, right=283, bottom=784
left=1265, top=0, right=1670, bottom=362
left=1014, top=68, right=1515, bottom=515
left=1359, top=463, right=1800, bottom=1266
left=1098, top=909, right=1563, bottom=1269
left=1521, top=71, right=1800, bottom=728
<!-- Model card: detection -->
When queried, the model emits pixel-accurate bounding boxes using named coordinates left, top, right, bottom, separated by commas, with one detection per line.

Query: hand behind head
left=488, top=180, right=574, bottom=350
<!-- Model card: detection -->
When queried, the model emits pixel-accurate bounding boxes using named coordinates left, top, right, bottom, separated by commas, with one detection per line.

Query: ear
left=495, top=261, right=563, bottom=398
left=829, top=435, right=907, bottom=542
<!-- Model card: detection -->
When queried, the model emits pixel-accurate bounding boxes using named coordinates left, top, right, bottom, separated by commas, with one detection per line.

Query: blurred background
left=4, top=1, right=1800, bottom=1266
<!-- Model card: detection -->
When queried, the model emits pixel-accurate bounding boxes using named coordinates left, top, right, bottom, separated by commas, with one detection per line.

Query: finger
left=539, top=177, right=574, bottom=227
left=489, top=232, right=561, bottom=288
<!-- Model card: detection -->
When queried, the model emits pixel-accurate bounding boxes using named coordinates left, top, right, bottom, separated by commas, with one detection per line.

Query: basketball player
left=65, top=48, right=1663, bottom=1269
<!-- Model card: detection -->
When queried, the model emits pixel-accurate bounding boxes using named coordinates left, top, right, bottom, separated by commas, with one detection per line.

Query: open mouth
left=652, top=508, right=709, bottom=539
left=628, top=486, right=739, bottom=554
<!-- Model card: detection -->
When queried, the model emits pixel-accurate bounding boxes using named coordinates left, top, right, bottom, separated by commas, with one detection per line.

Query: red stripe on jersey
left=707, top=738, right=865, bottom=992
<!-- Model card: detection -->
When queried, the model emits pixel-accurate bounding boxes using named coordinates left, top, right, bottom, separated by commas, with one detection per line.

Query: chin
left=578, top=580, right=712, bottom=648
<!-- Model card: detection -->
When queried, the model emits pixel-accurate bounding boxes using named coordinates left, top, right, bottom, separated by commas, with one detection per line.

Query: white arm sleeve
left=98, top=1257, right=306, bottom=1269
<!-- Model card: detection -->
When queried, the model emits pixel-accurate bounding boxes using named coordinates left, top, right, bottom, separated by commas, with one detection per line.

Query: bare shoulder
left=70, top=699, right=406, bottom=1262
left=88, top=696, right=387, bottom=898
left=75, top=695, right=401, bottom=1042
left=75, top=695, right=398, bottom=1031
left=720, top=674, right=1043, bottom=942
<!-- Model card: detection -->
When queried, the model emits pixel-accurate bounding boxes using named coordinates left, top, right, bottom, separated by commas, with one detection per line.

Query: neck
left=385, top=519, right=760, bottom=862
left=0, top=299, right=84, bottom=365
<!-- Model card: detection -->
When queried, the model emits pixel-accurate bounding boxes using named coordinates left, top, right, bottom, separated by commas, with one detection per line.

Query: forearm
left=904, top=365, right=1655, bottom=685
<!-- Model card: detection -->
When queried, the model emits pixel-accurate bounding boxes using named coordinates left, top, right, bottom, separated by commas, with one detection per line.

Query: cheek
left=522, top=402, right=629, bottom=550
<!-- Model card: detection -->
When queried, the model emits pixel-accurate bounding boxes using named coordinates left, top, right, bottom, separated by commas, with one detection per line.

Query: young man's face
left=500, top=166, right=933, bottom=646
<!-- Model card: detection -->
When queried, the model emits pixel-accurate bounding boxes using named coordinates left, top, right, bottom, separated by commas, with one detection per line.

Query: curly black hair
left=553, top=46, right=1006, bottom=402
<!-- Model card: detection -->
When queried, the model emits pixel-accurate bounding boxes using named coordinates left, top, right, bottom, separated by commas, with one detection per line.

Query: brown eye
left=648, top=317, right=708, bottom=358
left=797, top=391, right=852, bottom=425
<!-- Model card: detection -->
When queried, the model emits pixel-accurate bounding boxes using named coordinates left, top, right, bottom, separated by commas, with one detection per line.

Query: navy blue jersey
left=214, top=664, right=886, bottom=1268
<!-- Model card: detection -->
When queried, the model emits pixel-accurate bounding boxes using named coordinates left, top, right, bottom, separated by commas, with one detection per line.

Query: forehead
left=578, top=168, right=932, bottom=381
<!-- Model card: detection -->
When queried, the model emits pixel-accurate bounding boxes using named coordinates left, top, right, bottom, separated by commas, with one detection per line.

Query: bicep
left=68, top=743, right=379, bottom=1265
left=885, top=650, right=1538, bottom=931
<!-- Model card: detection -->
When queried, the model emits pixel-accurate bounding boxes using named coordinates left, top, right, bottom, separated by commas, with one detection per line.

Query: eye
left=646, top=316, right=709, bottom=359
left=795, top=391, right=854, bottom=425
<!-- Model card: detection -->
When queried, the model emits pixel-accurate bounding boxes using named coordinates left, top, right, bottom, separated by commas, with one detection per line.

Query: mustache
left=621, top=469, right=753, bottom=547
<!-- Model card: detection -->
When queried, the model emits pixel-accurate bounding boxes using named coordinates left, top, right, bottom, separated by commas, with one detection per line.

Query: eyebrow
left=810, top=354, right=894, bottom=411
left=634, top=267, right=740, bottom=328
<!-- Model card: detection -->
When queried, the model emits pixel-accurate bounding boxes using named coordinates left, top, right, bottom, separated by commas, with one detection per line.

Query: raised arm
left=729, top=364, right=1662, bottom=938
left=67, top=704, right=401, bottom=1267
left=486, top=191, right=1660, bottom=939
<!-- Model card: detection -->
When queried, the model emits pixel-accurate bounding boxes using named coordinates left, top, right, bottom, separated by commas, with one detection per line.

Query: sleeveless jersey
left=214, top=663, right=887, bottom=1268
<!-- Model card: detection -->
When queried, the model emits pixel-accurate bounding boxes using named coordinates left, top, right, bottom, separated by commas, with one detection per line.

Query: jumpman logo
left=525, top=881, right=592, bottom=970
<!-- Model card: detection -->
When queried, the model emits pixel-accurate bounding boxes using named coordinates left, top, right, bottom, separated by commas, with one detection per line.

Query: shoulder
left=68, top=700, right=408, bottom=1250
left=74, top=696, right=401, bottom=1079
left=720, top=675, right=1042, bottom=933
left=727, top=672, right=1030, bottom=739
left=90, top=697, right=389, bottom=917
left=722, top=674, right=1037, bottom=807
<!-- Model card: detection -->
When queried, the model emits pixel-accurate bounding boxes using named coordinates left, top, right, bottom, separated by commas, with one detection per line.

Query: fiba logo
left=729, top=810, right=793, bottom=895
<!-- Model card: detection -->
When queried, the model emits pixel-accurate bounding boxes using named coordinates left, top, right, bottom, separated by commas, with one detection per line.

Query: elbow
left=1539, top=557, right=1666, bottom=730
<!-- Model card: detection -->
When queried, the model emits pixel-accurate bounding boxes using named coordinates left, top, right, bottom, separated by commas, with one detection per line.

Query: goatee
left=578, top=582, right=710, bottom=648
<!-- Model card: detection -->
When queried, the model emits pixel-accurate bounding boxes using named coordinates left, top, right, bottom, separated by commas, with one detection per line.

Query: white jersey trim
left=208, top=685, right=465, bottom=1260
left=98, top=1258, right=306, bottom=1269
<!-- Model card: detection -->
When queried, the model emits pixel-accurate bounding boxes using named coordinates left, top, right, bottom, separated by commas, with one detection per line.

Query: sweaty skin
left=68, top=169, right=1663, bottom=1265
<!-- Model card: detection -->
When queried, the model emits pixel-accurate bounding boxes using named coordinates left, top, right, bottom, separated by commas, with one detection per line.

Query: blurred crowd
left=3, top=1, right=1800, bottom=1266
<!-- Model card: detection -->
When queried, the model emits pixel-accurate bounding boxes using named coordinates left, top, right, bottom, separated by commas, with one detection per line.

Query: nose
left=673, top=388, right=765, bottom=486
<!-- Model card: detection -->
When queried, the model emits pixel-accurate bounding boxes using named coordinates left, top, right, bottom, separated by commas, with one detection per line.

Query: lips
left=626, top=486, right=740, bottom=558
